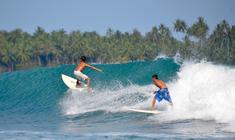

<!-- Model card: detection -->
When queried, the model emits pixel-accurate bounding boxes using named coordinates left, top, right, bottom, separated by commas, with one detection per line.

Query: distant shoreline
left=0, top=17, right=234, bottom=72
left=0, top=58, right=166, bottom=73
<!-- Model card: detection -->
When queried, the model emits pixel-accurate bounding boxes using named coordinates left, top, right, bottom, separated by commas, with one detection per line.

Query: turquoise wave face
left=0, top=58, right=179, bottom=121
left=1, top=59, right=235, bottom=139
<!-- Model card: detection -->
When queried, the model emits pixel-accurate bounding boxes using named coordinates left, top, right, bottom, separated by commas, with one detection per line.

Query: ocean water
left=0, top=58, right=235, bottom=140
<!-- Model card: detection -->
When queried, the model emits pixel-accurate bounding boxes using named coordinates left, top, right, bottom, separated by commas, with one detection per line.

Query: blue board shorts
left=154, top=88, right=172, bottom=103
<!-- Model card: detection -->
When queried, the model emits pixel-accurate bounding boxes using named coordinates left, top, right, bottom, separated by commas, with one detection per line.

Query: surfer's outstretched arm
left=86, top=64, right=102, bottom=72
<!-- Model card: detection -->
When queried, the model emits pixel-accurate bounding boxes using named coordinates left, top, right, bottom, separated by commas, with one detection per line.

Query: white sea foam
left=150, top=61, right=235, bottom=132
left=61, top=61, right=235, bottom=131
left=169, top=62, right=235, bottom=122
left=154, top=53, right=168, bottom=60
left=60, top=84, right=156, bottom=115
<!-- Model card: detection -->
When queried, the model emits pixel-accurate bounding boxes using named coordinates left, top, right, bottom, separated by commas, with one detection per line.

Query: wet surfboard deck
left=126, top=108, right=160, bottom=114
left=61, top=74, right=87, bottom=91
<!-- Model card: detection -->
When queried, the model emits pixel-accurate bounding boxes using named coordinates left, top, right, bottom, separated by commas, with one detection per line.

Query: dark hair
left=152, top=74, right=158, bottom=79
left=80, top=56, right=86, bottom=62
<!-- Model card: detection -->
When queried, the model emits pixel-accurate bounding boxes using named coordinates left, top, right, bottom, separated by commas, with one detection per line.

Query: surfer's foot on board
left=76, top=79, right=82, bottom=88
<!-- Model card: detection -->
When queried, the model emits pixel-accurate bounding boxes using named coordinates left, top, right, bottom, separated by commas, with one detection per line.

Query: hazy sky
left=0, top=0, right=234, bottom=34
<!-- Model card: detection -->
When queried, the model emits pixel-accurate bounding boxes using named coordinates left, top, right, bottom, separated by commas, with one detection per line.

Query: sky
left=0, top=0, right=234, bottom=35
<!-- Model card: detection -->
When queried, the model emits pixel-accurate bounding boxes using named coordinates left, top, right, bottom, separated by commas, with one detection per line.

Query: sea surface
left=0, top=58, right=235, bottom=139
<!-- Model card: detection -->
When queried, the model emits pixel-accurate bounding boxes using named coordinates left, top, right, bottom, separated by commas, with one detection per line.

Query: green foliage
left=0, top=18, right=234, bottom=72
left=174, top=19, right=187, bottom=33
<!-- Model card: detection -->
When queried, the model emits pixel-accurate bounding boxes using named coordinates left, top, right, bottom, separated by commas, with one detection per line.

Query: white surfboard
left=126, top=108, right=160, bottom=114
left=61, top=74, right=86, bottom=91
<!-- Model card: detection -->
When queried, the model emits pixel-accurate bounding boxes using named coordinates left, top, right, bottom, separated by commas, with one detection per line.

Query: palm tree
left=33, top=26, right=50, bottom=66
left=231, top=26, right=235, bottom=41
left=188, top=17, right=209, bottom=47
left=0, top=18, right=235, bottom=72
left=209, top=20, right=232, bottom=61
left=7, top=28, right=23, bottom=44
left=51, top=48, right=62, bottom=64
left=106, top=28, right=114, bottom=37
left=114, top=30, right=122, bottom=40
left=159, top=24, right=172, bottom=47
left=132, top=28, right=142, bottom=42
left=146, top=26, right=159, bottom=44
left=0, top=33, right=8, bottom=69
left=174, top=19, right=187, bottom=40
left=15, top=44, right=31, bottom=63
left=174, top=19, right=187, bottom=33
left=220, top=20, right=231, bottom=60
left=1, top=44, right=16, bottom=71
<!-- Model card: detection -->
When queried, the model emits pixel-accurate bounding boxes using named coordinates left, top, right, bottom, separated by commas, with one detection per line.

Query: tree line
left=0, top=17, right=235, bottom=72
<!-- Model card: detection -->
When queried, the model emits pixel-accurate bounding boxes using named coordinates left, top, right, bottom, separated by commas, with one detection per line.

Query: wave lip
left=163, top=62, right=235, bottom=132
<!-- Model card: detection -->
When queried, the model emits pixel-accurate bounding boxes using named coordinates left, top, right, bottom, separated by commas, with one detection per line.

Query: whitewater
left=0, top=58, right=235, bottom=139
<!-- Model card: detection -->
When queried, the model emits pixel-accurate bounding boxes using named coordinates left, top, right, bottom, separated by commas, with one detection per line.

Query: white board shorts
left=74, top=70, right=89, bottom=80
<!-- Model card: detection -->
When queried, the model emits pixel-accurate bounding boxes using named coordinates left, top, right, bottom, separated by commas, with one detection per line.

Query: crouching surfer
left=74, top=56, right=102, bottom=90
left=151, top=74, right=173, bottom=110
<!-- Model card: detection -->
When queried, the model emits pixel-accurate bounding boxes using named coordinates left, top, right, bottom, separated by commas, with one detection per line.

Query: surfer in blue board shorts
left=151, top=74, right=173, bottom=110
left=74, top=56, right=102, bottom=89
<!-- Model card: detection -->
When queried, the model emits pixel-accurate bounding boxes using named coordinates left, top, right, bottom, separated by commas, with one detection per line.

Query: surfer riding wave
left=151, top=74, right=173, bottom=110
left=74, top=56, right=102, bottom=89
